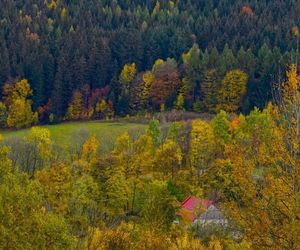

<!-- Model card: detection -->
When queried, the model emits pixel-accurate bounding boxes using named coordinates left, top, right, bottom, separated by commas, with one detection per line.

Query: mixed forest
left=0, top=0, right=300, bottom=249
left=0, top=0, right=300, bottom=126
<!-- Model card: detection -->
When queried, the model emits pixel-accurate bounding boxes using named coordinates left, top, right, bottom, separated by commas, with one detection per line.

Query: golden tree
left=190, top=120, right=216, bottom=184
left=205, top=107, right=300, bottom=249
left=155, top=139, right=182, bottom=179
left=6, top=79, right=38, bottom=129
left=119, top=63, right=137, bottom=96
left=216, top=69, right=248, bottom=112
left=65, top=90, right=84, bottom=120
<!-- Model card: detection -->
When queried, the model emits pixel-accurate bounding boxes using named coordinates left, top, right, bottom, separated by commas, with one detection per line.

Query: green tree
left=140, top=180, right=175, bottom=231
left=212, top=111, right=231, bottom=145
left=103, top=164, right=129, bottom=216
left=182, top=43, right=202, bottom=101
left=0, top=102, right=7, bottom=128
left=201, top=69, right=220, bottom=112
left=147, top=118, right=161, bottom=146
left=174, top=93, right=185, bottom=110
left=219, top=44, right=237, bottom=75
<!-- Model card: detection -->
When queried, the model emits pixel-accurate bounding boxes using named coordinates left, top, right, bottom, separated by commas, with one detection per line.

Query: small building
left=176, top=196, right=227, bottom=228
left=176, top=196, right=214, bottom=224
left=194, top=205, right=228, bottom=227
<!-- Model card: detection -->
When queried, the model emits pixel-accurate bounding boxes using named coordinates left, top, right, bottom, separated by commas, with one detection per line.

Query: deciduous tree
left=6, top=79, right=38, bottom=129
left=217, top=70, right=248, bottom=112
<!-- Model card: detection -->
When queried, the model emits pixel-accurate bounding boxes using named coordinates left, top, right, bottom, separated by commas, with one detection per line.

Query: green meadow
left=1, top=121, right=147, bottom=152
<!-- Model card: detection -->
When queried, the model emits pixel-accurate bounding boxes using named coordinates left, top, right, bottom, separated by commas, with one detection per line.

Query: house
left=176, top=196, right=227, bottom=228
left=176, top=196, right=214, bottom=224
left=194, top=204, right=228, bottom=227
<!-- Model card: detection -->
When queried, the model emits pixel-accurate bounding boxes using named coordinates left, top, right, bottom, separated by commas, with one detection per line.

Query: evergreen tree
left=201, top=69, right=220, bottom=113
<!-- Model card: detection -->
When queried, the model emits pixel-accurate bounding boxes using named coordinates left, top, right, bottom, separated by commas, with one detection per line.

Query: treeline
left=0, top=65, right=299, bottom=249
left=0, top=43, right=298, bottom=128
left=1, top=0, right=300, bottom=122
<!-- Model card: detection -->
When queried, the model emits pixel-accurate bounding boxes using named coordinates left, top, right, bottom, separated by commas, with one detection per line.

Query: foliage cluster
left=0, top=65, right=299, bottom=249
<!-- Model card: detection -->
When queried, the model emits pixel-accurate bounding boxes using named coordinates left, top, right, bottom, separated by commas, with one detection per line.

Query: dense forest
left=1, top=1, right=300, bottom=249
left=1, top=0, right=300, bottom=126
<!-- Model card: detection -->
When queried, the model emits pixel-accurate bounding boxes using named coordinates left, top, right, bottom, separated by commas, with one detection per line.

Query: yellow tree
left=278, top=64, right=300, bottom=156
left=27, top=126, right=52, bottom=160
left=190, top=120, right=216, bottom=184
left=0, top=144, right=74, bottom=249
left=65, top=90, right=84, bottom=120
left=216, top=69, right=248, bottom=112
left=139, top=71, right=154, bottom=109
left=274, top=65, right=300, bottom=249
left=155, top=139, right=182, bottom=179
left=205, top=107, right=300, bottom=249
left=152, top=0, right=161, bottom=16
left=95, top=99, right=114, bottom=119
left=112, top=132, right=134, bottom=179
left=81, top=134, right=100, bottom=163
left=103, top=164, right=130, bottom=216
left=36, top=162, right=72, bottom=215
left=24, top=126, right=52, bottom=175
left=152, top=58, right=165, bottom=72
left=80, top=134, right=100, bottom=174
left=174, top=93, right=185, bottom=111
left=119, top=63, right=137, bottom=96
left=6, top=79, right=38, bottom=129
left=129, top=134, right=155, bottom=213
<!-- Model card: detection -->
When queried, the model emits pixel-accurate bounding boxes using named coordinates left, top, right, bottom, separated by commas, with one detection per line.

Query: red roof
left=177, top=196, right=214, bottom=223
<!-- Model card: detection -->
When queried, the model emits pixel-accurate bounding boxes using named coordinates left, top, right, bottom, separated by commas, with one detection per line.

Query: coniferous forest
left=0, top=1, right=300, bottom=249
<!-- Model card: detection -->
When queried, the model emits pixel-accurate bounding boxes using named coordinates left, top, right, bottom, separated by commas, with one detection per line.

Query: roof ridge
left=181, top=196, right=193, bottom=205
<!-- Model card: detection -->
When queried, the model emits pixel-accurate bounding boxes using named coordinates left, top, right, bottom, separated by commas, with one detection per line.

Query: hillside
left=0, top=1, right=300, bottom=249
left=0, top=0, right=300, bottom=125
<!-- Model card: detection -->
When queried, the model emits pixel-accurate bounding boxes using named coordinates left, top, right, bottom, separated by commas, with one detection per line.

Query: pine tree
left=182, top=43, right=202, bottom=102
left=201, top=69, right=220, bottom=112
left=0, top=39, right=10, bottom=85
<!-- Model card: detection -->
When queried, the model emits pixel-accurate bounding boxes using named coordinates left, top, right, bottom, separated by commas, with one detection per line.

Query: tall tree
left=65, top=90, right=84, bottom=120
left=217, top=70, right=248, bottom=112
left=182, top=43, right=202, bottom=102
left=149, top=59, right=182, bottom=111
left=6, top=79, right=38, bottom=129
left=201, top=69, right=220, bottom=112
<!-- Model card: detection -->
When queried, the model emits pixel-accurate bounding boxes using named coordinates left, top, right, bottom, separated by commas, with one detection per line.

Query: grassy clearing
left=1, top=121, right=147, bottom=152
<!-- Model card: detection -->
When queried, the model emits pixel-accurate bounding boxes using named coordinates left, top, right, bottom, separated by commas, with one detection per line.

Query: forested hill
left=0, top=0, right=300, bottom=124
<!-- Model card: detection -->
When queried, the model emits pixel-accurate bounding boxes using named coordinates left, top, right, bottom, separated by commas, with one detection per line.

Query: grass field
left=1, top=121, right=147, bottom=152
